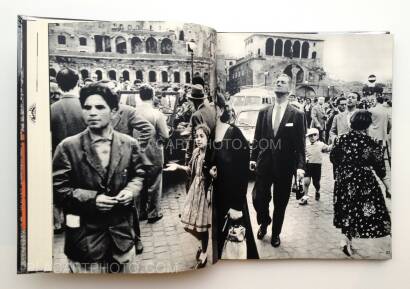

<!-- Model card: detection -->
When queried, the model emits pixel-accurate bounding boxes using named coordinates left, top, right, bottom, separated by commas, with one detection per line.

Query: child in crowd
left=164, top=124, right=212, bottom=268
left=299, top=128, right=332, bottom=205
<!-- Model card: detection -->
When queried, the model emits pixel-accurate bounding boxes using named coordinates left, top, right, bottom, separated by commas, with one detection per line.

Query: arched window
left=179, top=31, right=184, bottom=41
left=49, top=68, right=57, bottom=78
left=284, top=40, right=292, bottom=57
left=146, top=37, right=157, bottom=53
left=131, top=37, right=143, bottom=53
left=185, top=71, right=191, bottom=83
left=301, top=41, right=310, bottom=58
left=204, top=72, right=209, bottom=83
left=296, top=69, right=304, bottom=83
left=79, top=37, right=87, bottom=46
left=174, top=71, right=180, bottom=83
left=116, top=36, right=127, bottom=54
left=292, top=41, right=301, bottom=58
left=80, top=69, right=89, bottom=80
left=312, top=51, right=317, bottom=59
left=122, top=70, right=130, bottom=81
left=161, top=71, right=168, bottom=82
left=108, top=70, right=116, bottom=80
left=95, top=70, right=103, bottom=80
left=265, top=38, right=274, bottom=56
left=136, top=70, right=143, bottom=81
left=274, top=39, right=283, bottom=56
left=149, top=71, right=156, bottom=82
left=160, top=38, right=172, bottom=54
left=58, top=35, right=66, bottom=45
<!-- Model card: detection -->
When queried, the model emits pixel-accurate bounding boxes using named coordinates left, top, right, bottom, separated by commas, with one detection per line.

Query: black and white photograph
left=49, top=20, right=217, bottom=273
left=216, top=32, right=392, bottom=260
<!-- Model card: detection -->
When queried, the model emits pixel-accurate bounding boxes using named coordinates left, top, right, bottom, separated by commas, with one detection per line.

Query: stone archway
left=160, top=38, right=172, bottom=54
left=149, top=71, right=156, bottom=82
left=131, top=37, right=143, bottom=53
left=136, top=70, right=143, bottom=81
left=95, top=70, right=103, bottom=81
left=284, top=40, right=292, bottom=57
left=122, top=70, right=130, bottom=81
left=292, top=41, right=301, bottom=58
left=108, top=70, right=117, bottom=80
left=301, top=41, right=310, bottom=58
left=265, top=38, right=274, bottom=56
left=146, top=37, right=157, bottom=53
left=116, top=36, right=127, bottom=54
left=296, top=85, right=316, bottom=98
left=275, top=39, right=283, bottom=56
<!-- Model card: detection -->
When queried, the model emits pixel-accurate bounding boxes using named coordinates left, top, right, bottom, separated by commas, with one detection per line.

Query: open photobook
left=17, top=15, right=393, bottom=274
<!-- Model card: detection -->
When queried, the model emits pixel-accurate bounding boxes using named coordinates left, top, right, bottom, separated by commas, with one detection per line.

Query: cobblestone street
left=53, top=154, right=391, bottom=272
left=53, top=171, right=210, bottom=273
left=246, top=154, right=392, bottom=260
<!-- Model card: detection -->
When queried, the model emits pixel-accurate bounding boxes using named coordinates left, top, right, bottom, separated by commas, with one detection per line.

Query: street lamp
left=187, top=40, right=197, bottom=83
left=264, top=71, right=269, bottom=86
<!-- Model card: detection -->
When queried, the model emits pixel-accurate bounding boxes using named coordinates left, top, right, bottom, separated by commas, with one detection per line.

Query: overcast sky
left=217, top=33, right=393, bottom=83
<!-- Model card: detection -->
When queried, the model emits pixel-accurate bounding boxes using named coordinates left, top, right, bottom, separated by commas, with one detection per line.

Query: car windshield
left=232, top=96, right=261, bottom=107
left=236, top=110, right=259, bottom=127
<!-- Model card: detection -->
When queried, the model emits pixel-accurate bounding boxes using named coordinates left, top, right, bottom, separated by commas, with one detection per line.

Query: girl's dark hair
left=79, top=82, right=119, bottom=110
left=350, top=109, right=372, bottom=130
left=195, top=124, right=211, bottom=138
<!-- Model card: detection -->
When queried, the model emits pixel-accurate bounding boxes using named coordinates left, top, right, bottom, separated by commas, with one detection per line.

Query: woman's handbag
left=221, top=216, right=247, bottom=259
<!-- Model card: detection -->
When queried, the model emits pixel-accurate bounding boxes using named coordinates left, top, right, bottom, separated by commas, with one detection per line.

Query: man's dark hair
left=79, top=82, right=119, bottom=111
left=139, top=84, right=154, bottom=101
left=350, top=91, right=361, bottom=101
left=336, top=97, right=347, bottom=106
left=350, top=110, right=372, bottom=131
left=56, top=68, right=79, bottom=92
left=376, top=96, right=385, bottom=104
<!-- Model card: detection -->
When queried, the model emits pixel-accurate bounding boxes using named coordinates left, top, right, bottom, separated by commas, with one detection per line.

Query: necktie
left=273, top=104, right=281, bottom=137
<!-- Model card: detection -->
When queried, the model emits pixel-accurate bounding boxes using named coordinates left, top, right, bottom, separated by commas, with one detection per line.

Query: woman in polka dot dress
left=330, top=110, right=391, bottom=257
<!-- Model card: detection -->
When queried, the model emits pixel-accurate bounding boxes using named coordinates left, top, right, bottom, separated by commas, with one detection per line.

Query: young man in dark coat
left=53, top=82, right=149, bottom=272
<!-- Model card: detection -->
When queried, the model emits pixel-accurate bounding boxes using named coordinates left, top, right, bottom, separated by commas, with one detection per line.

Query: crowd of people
left=50, top=67, right=392, bottom=273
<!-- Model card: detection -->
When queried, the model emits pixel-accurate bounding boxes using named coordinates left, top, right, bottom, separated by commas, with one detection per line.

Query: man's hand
left=297, top=169, right=305, bottom=181
left=249, top=161, right=257, bottom=171
left=209, top=166, right=217, bottom=179
left=228, top=208, right=243, bottom=220
left=115, top=190, right=134, bottom=206
left=96, top=194, right=118, bottom=211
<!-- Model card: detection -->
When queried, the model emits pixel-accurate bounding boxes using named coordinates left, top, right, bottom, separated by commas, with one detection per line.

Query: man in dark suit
left=251, top=74, right=306, bottom=248
left=185, top=83, right=216, bottom=164
left=53, top=82, right=149, bottom=272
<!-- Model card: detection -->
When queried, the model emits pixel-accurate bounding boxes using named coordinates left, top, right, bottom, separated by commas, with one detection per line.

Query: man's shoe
left=257, top=224, right=268, bottom=240
left=147, top=213, right=163, bottom=224
left=271, top=235, right=281, bottom=248
left=315, top=192, right=320, bottom=201
left=136, top=239, right=143, bottom=255
left=139, top=211, right=148, bottom=221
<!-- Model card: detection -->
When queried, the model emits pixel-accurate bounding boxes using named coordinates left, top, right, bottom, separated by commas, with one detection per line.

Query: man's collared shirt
left=89, top=128, right=114, bottom=170
left=272, top=99, right=289, bottom=134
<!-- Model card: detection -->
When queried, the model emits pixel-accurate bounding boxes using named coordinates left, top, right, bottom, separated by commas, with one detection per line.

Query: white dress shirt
left=272, top=100, right=289, bottom=133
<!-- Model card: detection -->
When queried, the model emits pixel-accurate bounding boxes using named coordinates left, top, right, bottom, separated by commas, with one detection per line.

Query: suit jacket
left=111, top=104, right=155, bottom=151
left=368, top=104, right=389, bottom=142
left=251, top=104, right=306, bottom=178
left=311, top=104, right=326, bottom=129
left=329, top=111, right=352, bottom=141
left=50, top=94, right=86, bottom=153
left=186, top=102, right=217, bottom=163
left=135, top=102, right=170, bottom=166
left=53, top=129, right=148, bottom=262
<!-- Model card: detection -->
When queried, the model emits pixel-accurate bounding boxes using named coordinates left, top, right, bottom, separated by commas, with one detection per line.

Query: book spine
left=17, top=15, right=28, bottom=274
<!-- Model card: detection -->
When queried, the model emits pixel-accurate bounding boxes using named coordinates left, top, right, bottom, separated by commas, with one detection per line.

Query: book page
left=46, top=20, right=217, bottom=273
left=215, top=32, right=392, bottom=260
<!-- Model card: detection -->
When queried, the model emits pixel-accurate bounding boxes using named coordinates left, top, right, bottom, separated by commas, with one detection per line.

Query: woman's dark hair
left=195, top=123, right=211, bottom=138
left=350, top=109, right=372, bottom=130
left=215, top=92, right=231, bottom=123
left=79, top=82, right=119, bottom=111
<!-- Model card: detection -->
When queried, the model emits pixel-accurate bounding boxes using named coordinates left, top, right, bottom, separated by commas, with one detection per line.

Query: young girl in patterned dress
left=164, top=124, right=212, bottom=268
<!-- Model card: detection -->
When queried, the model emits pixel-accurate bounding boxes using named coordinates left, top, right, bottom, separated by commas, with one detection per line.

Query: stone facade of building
left=48, top=21, right=216, bottom=89
left=227, top=34, right=326, bottom=97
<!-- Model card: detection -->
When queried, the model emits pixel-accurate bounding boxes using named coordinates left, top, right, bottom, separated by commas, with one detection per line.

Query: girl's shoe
left=340, top=239, right=353, bottom=257
left=195, top=247, right=202, bottom=261
left=299, top=196, right=309, bottom=205
left=194, top=253, right=208, bottom=269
